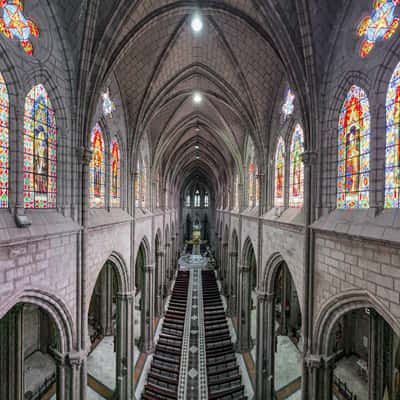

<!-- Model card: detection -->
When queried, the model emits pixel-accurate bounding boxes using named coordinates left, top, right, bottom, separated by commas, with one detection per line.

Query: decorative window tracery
left=289, top=124, right=304, bottom=208
left=24, top=84, right=56, bottom=208
left=337, top=85, right=370, bottom=209
left=110, top=137, right=120, bottom=207
left=0, top=72, right=8, bottom=208
left=89, top=123, right=105, bottom=208
left=274, top=137, right=285, bottom=207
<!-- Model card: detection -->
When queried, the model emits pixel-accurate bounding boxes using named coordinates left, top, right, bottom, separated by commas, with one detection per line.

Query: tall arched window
left=110, top=137, right=120, bottom=207
left=289, top=124, right=305, bottom=207
left=337, top=85, right=370, bottom=209
left=194, top=190, right=200, bottom=207
left=156, top=173, right=160, bottom=208
left=89, top=123, right=105, bottom=208
left=141, top=165, right=146, bottom=207
left=255, top=166, right=260, bottom=207
left=234, top=174, right=239, bottom=209
left=249, top=160, right=254, bottom=206
left=185, top=195, right=191, bottom=207
left=204, top=192, right=209, bottom=208
left=135, top=160, right=140, bottom=208
left=274, top=137, right=285, bottom=207
left=0, top=73, right=8, bottom=208
left=24, top=84, right=56, bottom=208
left=385, top=62, right=400, bottom=208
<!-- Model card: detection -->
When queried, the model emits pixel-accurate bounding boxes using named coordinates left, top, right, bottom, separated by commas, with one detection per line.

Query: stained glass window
left=289, top=124, right=305, bottom=207
left=337, top=85, right=370, bottom=209
left=110, top=137, right=120, bottom=207
left=102, top=88, right=115, bottom=117
left=275, top=137, right=285, bottom=207
left=0, top=1, right=39, bottom=55
left=24, top=84, right=56, bottom=209
left=89, top=123, right=105, bottom=208
left=141, top=166, right=146, bottom=207
left=255, top=166, right=260, bottom=207
left=194, top=190, right=200, bottom=207
left=205, top=193, right=209, bottom=208
left=186, top=195, right=191, bottom=207
left=135, top=161, right=139, bottom=208
left=249, top=161, right=254, bottom=206
left=385, top=62, right=400, bottom=207
left=0, top=73, right=8, bottom=208
left=156, top=173, right=160, bottom=208
left=358, top=0, right=400, bottom=58
left=282, top=88, right=295, bottom=120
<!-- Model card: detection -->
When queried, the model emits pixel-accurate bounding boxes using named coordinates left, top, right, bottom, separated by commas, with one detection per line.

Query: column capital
left=156, top=251, right=164, bottom=257
left=117, top=291, right=135, bottom=301
left=67, top=352, right=86, bottom=367
left=301, top=151, right=318, bottom=166
left=144, top=264, right=155, bottom=272
left=256, top=290, right=274, bottom=302
left=239, top=265, right=250, bottom=273
left=229, top=252, right=238, bottom=257
left=304, top=353, right=322, bottom=369
left=76, top=146, right=92, bottom=165
left=165, top=243, right=171, bottom=248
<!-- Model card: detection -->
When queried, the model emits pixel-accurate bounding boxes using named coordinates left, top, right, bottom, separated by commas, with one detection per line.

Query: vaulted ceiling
left=74, top=0, right=348, bottom=201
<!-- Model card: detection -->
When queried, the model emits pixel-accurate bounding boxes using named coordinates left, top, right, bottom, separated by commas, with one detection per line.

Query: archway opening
left=87, top=260, right=120, bottom=395
left=134, top=242, right=146, bottom=358
left=272, top=263, right=302, bottom=396
left=0, top=303, right=61, bottom=400
left=329, top=308, right=399, bottom=400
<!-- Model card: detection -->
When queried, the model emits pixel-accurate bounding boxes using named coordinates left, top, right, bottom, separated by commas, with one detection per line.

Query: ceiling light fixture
left=193, top=92, right=202, bottom=104
left=191, top=14, right=203, bottom=33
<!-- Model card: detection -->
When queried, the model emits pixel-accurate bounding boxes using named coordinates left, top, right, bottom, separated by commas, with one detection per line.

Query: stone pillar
left=144, top=264, right=155, bottom=352
left=68, top=353, right=85, bottom=400
left=100, top=264, right=114, bottom=336
left=306, top=354, right=333, bottom=400
left=255, top=291, right=275, bottom=400
left=156, top=251, right=164, bottom=317
left=227, top=252, right=238, bottom=316
left=165, top=243, right=171, bottom=294
left=237, top=265, right=251, bottom=351
left=280, top=267, right=288, bottom=336
left=222, top=243, right=229, bottom=294
left=116, top=292, right=134, bottom=400
left=368, top=309, right=384, bottom=400
left=0, top=305, right=24, bottom=400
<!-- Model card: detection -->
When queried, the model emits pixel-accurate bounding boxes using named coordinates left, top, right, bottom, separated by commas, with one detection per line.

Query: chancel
left=1, top=1, right=400, bottom=400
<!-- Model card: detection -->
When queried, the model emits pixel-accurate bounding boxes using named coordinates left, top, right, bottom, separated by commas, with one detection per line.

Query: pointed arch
left=24, top=84, right=56, bottom=209
left=289, top=124, right=304, bottom=207
left=0, top=72, right=8, bottom=208
left=337, top=85, right=370, bottom=209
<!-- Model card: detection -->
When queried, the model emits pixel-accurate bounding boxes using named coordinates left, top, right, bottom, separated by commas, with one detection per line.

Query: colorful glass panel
left=289, top=124, right=305, bottom=207
left=0, top=72, right=8, bottom=208
left=358, top=0, right=400, bottom=57
left=205, top=193, right=209, bottom=208
left=141, top=167, right=146, bottom=207
left=135, top=161, right=139, bottom=208
left=102, top=88, right=115, bottom=117
left=256, top=166, right=260, bottom=207
left=274, top=137, right=285, bottom=207
left=337, top=85, right=370, bottom=209
left=156, top=173, right=160, bottom=208
left=385, top=62, right=400, bottom=207
left=89, top=123, right=105, bottom=208
left=24, top=84, right=56, bottom=209
left=282, top=88, right=295, bottom=119
left=249, top=161, right=254, bottom=206
left=0, top=1, right=39, bottom=55
left=110, top=137, right=120, bottom=207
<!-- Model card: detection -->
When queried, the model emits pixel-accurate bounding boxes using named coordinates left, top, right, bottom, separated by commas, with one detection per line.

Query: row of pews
left=202, top=271, right=247, bottom=400
left=142, top=271, right=189, bottom=400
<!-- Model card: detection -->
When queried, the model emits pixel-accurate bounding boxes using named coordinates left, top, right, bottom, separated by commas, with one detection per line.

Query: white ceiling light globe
left=191, top=15, right=203, bottom=32
left=193, top=92, right=202, bottom=104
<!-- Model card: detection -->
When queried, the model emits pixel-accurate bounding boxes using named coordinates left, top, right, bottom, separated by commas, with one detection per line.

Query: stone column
left=227, top=252, right=238, bottom=316
left=144, top=264, right=155, bottom=352
left=255, top=291, right=275, bottom=400
left=156, top=251, right=164, bottom=317
left=116, top=292, right=134, bottom=400
left=100, top=264, right=114, bottom=336
left=67, top=353, right=85, bottom=400
left=301, top=151, right=318, bottom=400
left=368, top=309, right=384, bottom=400
left=280, top=266, right=288, bottom=336
left=0, top=305, right=24, bottom=400
left=237, top=265, right=251, bottom=351
left=165, top=243, right=171, bottom=295
left=306, top=354, right=333, bottom=400
left=222, top=243, right=229, bottom=294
